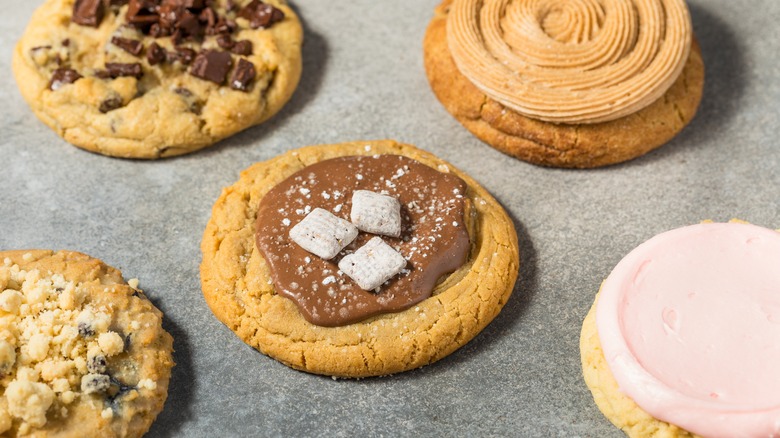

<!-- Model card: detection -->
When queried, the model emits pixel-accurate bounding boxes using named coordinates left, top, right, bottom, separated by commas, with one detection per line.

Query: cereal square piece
left=339, top=237, right=407, bottom=291
left=289, top=208, right=358, bottom=260
left=350, top=190, right=402, bottom=237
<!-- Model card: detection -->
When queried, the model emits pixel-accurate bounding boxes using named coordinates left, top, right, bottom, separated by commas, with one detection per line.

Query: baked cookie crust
left=12, top=0, right=303, bottom=159
left=580, top=296, right=696, bottom=438
left=423, top=0, right=705, bottom=168
left=0, top=250, right=174, bottom=437
left=200, top=140, right=520, bottom=377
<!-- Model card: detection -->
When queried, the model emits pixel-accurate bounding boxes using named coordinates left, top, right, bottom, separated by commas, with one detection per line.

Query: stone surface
left=0, top=0, right=778, bottom=436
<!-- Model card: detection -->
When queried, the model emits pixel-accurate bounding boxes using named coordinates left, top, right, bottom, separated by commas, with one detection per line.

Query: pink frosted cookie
left=581, top=222, right=780, bottom=437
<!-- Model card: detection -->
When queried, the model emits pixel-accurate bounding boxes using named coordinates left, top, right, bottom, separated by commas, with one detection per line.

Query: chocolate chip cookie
left=0, top=250, right=174, bottom=436
left=200, top=140, right=520, bottom=377
left=13, top=0, right=302, bottom=158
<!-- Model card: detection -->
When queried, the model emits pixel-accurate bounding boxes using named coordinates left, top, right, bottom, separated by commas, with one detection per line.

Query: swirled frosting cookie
left=581, top=222, right=780, bottom=437
left=424, top=0, right=705, bottom=168
left=13, top=0, right=302, bottom=158
left=0, top=250, right=174, bottom=437
left=200, top=140, right=519, bottom=377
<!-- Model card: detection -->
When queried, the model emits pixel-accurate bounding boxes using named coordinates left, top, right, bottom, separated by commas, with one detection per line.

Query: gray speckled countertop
left=1, top=1, right=779, bottom=436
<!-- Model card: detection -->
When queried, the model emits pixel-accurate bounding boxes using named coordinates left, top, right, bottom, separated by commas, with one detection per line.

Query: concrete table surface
left=1, top=1, right=778, bottom=436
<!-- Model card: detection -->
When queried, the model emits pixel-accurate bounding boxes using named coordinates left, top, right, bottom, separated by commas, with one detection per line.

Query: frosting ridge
left=446, top=0, right=692, bottom=124
left=596, top=222, right=780, bottom=437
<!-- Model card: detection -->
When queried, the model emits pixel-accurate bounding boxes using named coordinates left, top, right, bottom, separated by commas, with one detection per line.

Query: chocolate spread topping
left=255, top=155, right=471, bottom=327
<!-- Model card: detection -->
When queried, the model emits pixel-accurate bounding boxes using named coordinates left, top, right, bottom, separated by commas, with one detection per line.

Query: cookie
left=0, top=250, right=174, bottom=437
left=423, top=0, right=705, bottom=168
left=580, top=222, right=780, bottom=437
left=13, top=0, right=302, bottom=159
left=200, top=140, right=519, bottom=377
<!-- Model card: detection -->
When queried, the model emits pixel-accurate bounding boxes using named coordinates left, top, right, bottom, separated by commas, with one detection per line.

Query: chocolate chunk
left=105, top=62, right=143, bottom=78
left=126, top=0, right=160, bottom=29
left=229, top=58, right=256, bottom=91
left=238, top=0, right=285, bottom=29
left=230, top=40, right=252, bottom=56
left=99, top=96, right=124, bottom=113
left=111, top=37, right=144, bottom=56
left=50, top=68, right=83, bottom=90
left=226, top=0, right=238, bottom=12
left=94, top=69, right=112, bottom=79
left=199, top=7, right=217, bottom=29
left=184, top=0, right=205, bottom=9
left=216, top=34, right=234, bottom=50
left=158, top=3, right=185, bottom=30
left=213, top=17, right=236, bottom=35
left=72, top=0, right=105, bottom=27
left=177, top=10, right=203, bottom=39
left=190, top=50, right=233, bottom=84
left=168, top=47, right=196, bottom=65
left=147, top=42, right=167, bottom=65
left=62, top=39, right=70, bottom=47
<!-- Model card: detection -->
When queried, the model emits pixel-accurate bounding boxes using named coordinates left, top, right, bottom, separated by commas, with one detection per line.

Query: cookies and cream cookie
left=200, top=140, right=519, bottom=377
left=424, top=0, right=705, bottom=168
left=13, top=0, right=302, bottom=158
left=580, top=222, right=780, bottom=437
left=0, top=250, right=174, bottom=437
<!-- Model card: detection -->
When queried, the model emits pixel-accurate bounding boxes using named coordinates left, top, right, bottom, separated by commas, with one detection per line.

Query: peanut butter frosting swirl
left=446, top=0, right=692, bottom=124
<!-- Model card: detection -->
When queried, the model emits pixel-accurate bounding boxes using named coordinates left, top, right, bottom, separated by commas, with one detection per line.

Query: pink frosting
left=597, top=222, right=780, bottom=438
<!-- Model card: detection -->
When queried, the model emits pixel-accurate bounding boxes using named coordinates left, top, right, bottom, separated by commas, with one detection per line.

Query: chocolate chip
left=226, top=0, right=238, bottom=12
left=158, top=3, right=185, bottom=31
left=111, top=36, right=143, bottom=56
left=199, top=7, right=217, bottom=29
left=230, top=40, right=252, bottom=56
left=62, top=39, right=70, bottom=47
left=174, top=87, right=193, bottom=97
left=230, top=58, right=256, bottom=91
left=50, top=68, right=83, bottom=90
left=126, top=0, right=160, bottom=29
left=217, top=17, right=237, bottom=35
left=78, top=321, right=95, bottom=337
left=72, top=0, right=105, bottom=27
left=105, top=62, right=143, bottom=78
left=147, top=42, right=167, bottom=65
left=190, top=50, right=232, bottom=84
left=184, top=0, right=206, bottom=9
left=94, top=69, right=112, bottom=79
left=168, top=47, right=196, bottom=65
left=177, top=10, right=204, bottom=39
left=87, top=355, right=108, bottom=373
left=239, top=0, right=285, bottom=29
left=99, top=95, right=124, bottom=113
left=216, top=34, right=234, bottom=50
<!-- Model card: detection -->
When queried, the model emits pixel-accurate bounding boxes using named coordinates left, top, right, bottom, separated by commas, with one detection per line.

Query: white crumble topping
left=137, top=378, right=157, bottom=391
left=97, top=332, right=124, bottom=356
left=5, top=381, right=54, bottom=428
left=0, top=261, right=157, bottom=433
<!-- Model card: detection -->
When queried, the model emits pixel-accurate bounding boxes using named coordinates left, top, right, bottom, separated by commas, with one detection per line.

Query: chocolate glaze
left=255, top=155, right=471, bottom=327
